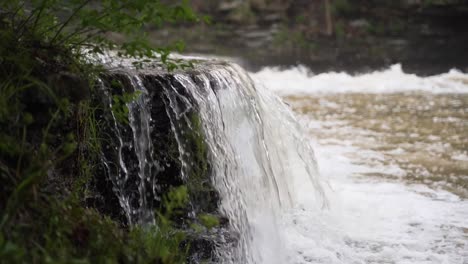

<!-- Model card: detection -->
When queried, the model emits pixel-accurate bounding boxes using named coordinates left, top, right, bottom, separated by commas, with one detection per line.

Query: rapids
left=251, top=65, right=468, bottom=264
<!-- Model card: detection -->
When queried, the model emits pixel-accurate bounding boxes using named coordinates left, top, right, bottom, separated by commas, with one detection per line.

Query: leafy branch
left=1, top=0, right=204, bottom=70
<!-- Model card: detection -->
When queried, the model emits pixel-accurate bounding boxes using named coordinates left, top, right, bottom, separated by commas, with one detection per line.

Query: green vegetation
left=111, top=90, right=142, bottom=125
left=0, top=186, right=191, bottom=263
left=198, top=214, right=220, bottom=230
left=0, top=0, right=211, bottom=263
left=184, top=113, right=218, bottom=214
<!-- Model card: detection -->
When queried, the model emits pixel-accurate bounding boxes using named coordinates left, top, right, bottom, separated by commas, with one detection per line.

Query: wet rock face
left=92, top=70, right=228, bottom=262
left=95, top=72, right=214, bottom=218
left=48, top=72, right=91, bottom=103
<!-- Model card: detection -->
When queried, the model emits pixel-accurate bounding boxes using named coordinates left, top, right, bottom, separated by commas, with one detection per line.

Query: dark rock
left=90, top=68, right=230, bottom=261
left=48, top=72, right=91, bottom=103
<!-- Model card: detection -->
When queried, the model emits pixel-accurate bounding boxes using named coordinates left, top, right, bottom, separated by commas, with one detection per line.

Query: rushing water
left=168, top=64, right=327, bottom=263
left=252, top=65, right=468, bottom=263
left=97, top=55, right=468, bottom=263
left=96, top=57, right=327, bottom=263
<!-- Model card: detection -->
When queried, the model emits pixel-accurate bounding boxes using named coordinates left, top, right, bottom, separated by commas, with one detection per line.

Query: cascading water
left=96, top=57, right=327, bottom=263
left=168, top=63, right=327, bottom=263
left=98, top=74, right=161, bottom=225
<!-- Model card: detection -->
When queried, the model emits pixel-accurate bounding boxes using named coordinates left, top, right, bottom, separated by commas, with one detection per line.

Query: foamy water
left=252, top=64, right=468, bottom=95
left=250, top=65, right=468, bottom=263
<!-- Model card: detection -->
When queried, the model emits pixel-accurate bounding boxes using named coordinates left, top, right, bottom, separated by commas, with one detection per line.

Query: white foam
left=251, top=64, right=468, bottom=95
left=282, top=140, right=468, bottom=264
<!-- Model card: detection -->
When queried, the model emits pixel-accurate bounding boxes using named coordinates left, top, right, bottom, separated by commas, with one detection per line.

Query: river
left=251, top=64, right=468, bottom=264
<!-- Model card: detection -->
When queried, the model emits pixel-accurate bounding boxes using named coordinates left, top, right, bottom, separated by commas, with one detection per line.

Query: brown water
left=286, top=93, right=468, bottom=198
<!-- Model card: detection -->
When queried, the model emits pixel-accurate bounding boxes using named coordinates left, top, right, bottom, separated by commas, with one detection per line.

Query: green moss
left=188, top=113, right=209, bottom=178
left=198, top=214, right=220, bottom=229
left=183, top=113, right=216, bottom=213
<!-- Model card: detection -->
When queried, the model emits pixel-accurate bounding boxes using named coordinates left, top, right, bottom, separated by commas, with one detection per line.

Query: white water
left=165, top=64, right=327, bottom=263
left=250, top=65, right=468, bottom=263
left=282, top=142, right=468, bottom=264
left=253, top=64, right=468, bottom=95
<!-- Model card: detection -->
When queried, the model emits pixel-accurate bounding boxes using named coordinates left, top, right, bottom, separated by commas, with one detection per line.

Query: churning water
left=97, top=52, right=468, bottom=264
left=251, top=65, right=468, bottom=264
left=168, top=64, right=327, bottom=263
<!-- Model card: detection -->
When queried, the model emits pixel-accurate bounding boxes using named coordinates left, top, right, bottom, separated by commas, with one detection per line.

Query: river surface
left=251, top=65, right=468, bottom=264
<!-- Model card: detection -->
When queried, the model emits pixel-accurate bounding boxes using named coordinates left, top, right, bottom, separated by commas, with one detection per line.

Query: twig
left=10, top=2, right=26, bottom=27
left=58, top=27, right=97, bottom=46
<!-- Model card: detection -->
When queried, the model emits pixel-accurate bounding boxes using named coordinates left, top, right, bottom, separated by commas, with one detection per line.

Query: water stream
left=97, top=55, right=467, bottom=263
left=165, top=63, right=328, bottom=263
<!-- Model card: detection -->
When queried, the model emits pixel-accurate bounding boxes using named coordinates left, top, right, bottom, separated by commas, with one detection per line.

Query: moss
left=198, top=214, right=220, bottom=229
left=184, top=112, right=218, bottom=214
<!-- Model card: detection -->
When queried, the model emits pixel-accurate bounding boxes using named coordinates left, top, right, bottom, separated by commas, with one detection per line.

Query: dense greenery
left=0, top=0, right=212, bottom=263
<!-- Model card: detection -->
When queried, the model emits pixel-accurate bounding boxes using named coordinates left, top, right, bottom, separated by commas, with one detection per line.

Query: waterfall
left=97, top=59, right=327, bottom=263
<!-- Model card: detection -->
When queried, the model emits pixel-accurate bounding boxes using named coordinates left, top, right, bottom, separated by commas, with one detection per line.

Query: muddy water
left=286, top=93, right=468, bottom=198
